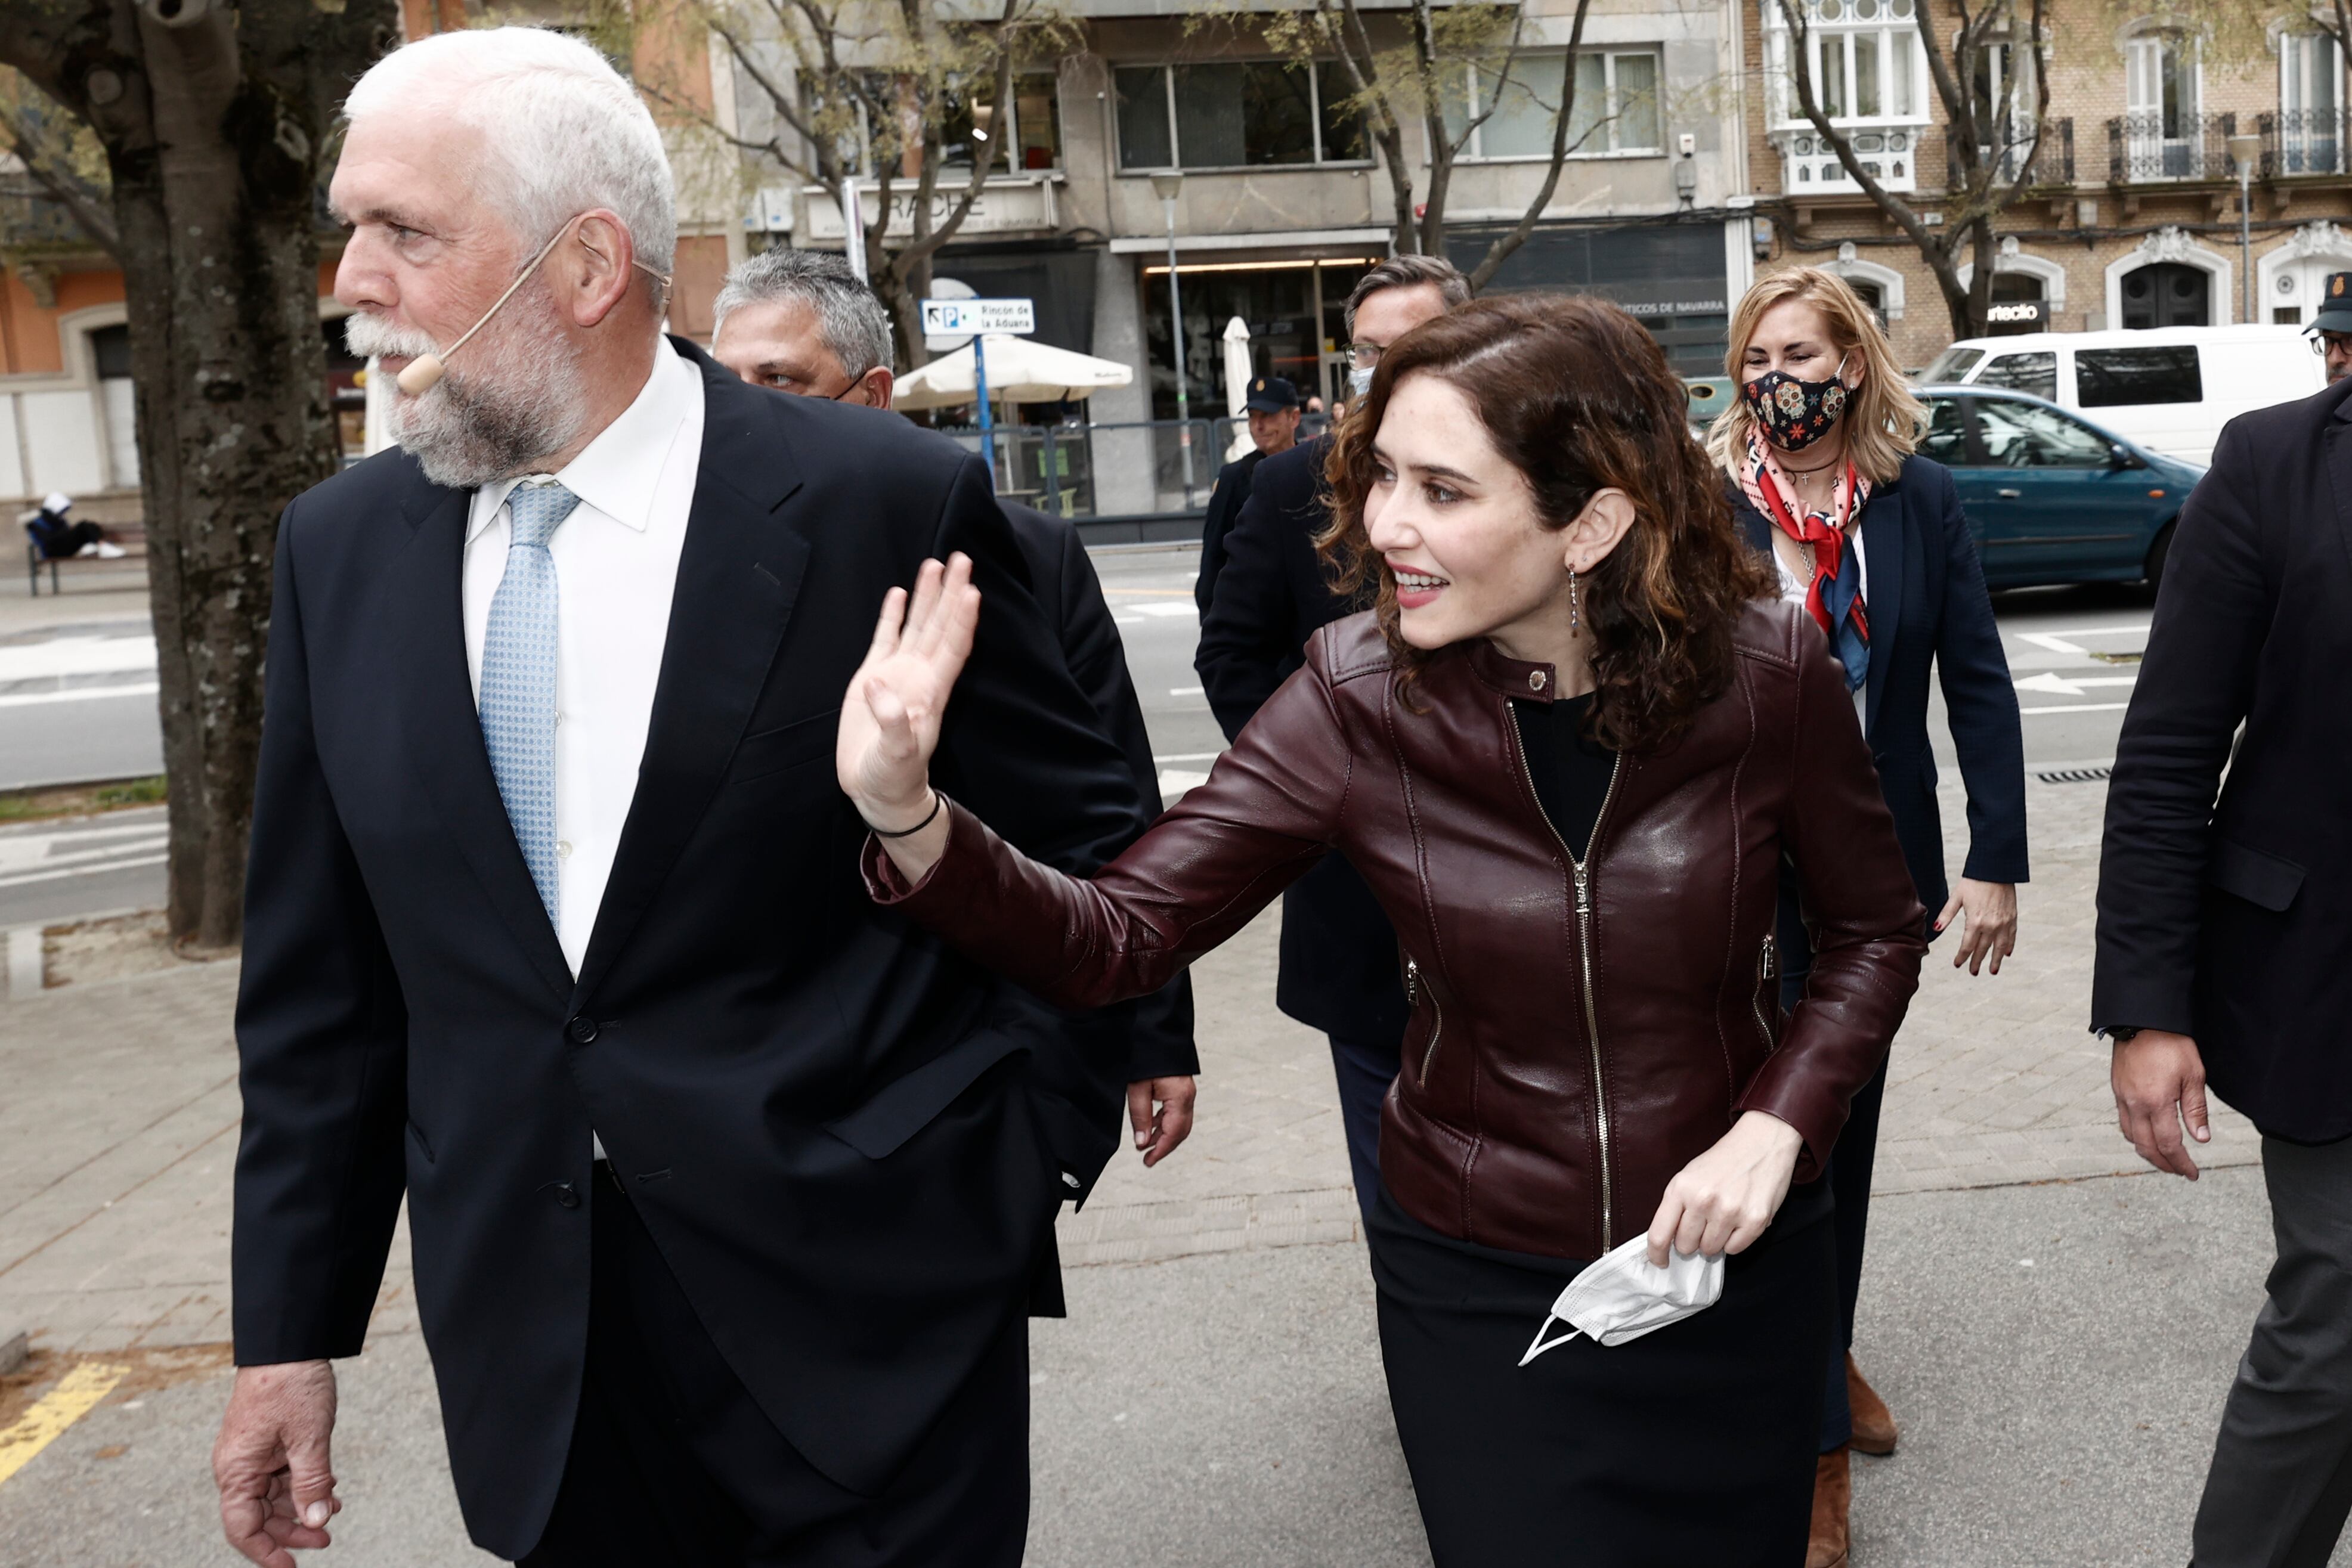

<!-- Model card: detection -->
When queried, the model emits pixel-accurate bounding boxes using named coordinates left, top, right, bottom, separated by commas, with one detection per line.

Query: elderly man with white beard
left=212, top=27, right=1146, bottom=1568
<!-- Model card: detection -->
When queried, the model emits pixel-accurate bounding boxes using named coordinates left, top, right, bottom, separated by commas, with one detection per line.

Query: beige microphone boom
left=389, top=221, right=670, bottom=398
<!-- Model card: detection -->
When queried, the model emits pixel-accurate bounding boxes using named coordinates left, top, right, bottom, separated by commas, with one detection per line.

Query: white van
left=1918, top=324, right=2323, bottom=466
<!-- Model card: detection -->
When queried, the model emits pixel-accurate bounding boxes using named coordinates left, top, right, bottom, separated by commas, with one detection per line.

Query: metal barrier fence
left=935, top=415, right=1333, bottom=522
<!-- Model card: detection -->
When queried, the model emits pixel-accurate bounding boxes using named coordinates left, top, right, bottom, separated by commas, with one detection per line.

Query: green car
left=1914, top=384, right=2206, bottom=591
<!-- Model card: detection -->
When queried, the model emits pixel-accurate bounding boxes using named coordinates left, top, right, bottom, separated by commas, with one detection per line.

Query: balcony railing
left=1942, top=118, right=2074, bottom=187
left=2263, top=109, right=2351, bottom=178
left=2106, top=110, right=2246, bottom=184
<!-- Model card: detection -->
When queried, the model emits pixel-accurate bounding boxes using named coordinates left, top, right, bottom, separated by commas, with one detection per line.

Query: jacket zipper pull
left=1404, top=956, right=1419, bottom=1007
left=1761, top=933, right=1777, bottom=980
left=1574, top=862, right=1592, bottom=913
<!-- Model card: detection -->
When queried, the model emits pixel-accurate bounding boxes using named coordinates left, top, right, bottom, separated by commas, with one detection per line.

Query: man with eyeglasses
left=2309, top=271, right=2352, bottom=384
left=712, top=245, right=1201, bottom=1172
left=1192, top=253, right=1469, bottom=1221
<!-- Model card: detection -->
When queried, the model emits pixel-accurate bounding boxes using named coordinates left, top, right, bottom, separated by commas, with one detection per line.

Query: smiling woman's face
left=1360, top=373, right=1577, bottom=655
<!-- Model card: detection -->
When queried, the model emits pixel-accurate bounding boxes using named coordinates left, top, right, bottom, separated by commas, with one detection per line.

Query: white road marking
left=1151, top=751, right=1226, bottom=763
left=0, top=634, right=157, bottom=681
left=0, top=853, right=169, bottom=891
left=2019, top=702, right=2133, bottom=716
left=1158, top=768, right=1211, bottom=796
left=1169, top=685, right=1203, bottom=696
left=2014, top=671, right=2139, bottom=697
left=2013, top=625, right=2149, bottom=656
left=0, top=681, right=159, bottom=710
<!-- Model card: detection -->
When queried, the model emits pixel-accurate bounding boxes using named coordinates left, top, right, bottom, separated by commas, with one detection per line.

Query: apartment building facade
left=1743, top=0, right=2352, bottom=370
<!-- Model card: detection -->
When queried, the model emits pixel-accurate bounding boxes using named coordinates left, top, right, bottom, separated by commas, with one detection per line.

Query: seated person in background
left=21, top=492, right=125, bottom=559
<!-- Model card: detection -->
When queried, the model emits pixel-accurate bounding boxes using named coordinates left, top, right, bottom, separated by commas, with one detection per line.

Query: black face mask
left=1741, top=356, right=1849, bottom=452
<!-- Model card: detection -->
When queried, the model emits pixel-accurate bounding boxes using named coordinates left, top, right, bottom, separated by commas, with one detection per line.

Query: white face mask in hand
left=1519, top=1234, right=1725, bottom=1365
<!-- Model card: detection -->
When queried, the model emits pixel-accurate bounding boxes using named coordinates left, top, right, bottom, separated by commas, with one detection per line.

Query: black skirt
left=1369, top=1183, right=1835, bottom=1568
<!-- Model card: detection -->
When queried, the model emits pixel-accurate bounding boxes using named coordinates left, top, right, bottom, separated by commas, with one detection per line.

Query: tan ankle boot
left=1808, top=1445, right=1852, bottom=1568
left=1846, top=1353, right=1898, bottom=1456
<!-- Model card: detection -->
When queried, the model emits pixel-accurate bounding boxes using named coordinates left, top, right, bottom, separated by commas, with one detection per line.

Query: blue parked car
left=1914, top=383, right=2205, bottom=591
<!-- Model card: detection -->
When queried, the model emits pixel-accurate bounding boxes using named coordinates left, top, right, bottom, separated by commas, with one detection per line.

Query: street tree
left=1769, top=0, right=2053, bottom=340
left=1252, top=0, right=1602, bottom=290
left=1, top=0, right=400, bottom=949
left=648, top=0, right=1078, bottom=369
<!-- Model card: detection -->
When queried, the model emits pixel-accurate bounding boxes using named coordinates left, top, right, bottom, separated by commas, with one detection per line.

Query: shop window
left=1115, top=61, right=1368, bottom=171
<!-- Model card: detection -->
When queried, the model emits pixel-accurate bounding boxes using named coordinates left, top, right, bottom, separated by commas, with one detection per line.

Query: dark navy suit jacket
left=1733, top=454, right=2029, bottom=985
left=231, top=342, right=1146, bottom=1557
left=2094, top=381, right=2352, bottom=1140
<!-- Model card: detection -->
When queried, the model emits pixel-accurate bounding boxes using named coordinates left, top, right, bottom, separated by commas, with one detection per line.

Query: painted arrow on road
left=2014, top=671, right=2140, bottom=698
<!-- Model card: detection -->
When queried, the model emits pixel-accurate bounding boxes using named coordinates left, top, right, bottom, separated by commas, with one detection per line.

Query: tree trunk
left=2, top=0, right=397, bottom=950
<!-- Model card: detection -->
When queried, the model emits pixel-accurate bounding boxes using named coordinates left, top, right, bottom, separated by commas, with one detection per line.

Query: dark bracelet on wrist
left=871, top=791, right=943, bottom=840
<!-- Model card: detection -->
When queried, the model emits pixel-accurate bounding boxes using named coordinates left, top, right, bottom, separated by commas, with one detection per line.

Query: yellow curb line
left=0, top=1362, right=131, bottom=1487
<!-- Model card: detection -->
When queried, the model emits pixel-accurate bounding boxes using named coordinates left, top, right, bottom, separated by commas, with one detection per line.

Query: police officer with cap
left=2311, top=271, right=2352, bottom=384
left=1195, top=374, right=1301, bottom=615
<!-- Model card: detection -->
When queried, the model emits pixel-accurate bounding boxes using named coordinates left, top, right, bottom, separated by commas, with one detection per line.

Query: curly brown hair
left=1319, top=292, right=1772, bottom=754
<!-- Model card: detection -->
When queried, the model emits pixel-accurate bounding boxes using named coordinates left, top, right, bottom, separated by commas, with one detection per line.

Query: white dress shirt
left=462, top=339, right=705, bottom=978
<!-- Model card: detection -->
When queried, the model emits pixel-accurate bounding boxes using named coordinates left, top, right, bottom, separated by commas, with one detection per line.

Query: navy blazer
left=1733, top=454, right=2028, bottom=972
left=1193, top=434, right=1409, bottom=1046
left=2094, top=381, right=2352, bottom=1140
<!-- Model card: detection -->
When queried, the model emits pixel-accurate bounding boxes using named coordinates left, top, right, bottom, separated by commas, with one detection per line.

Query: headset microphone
left=394, top=222, right=674, bottom=396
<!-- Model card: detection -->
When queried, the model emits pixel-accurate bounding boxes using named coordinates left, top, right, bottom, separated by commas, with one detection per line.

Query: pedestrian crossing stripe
left=0, top=1362, right=129, bottom=1487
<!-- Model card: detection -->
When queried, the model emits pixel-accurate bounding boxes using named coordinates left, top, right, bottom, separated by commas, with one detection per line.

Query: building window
left=1114, top=61, right=1367, bottom=171
left=89, top=324, right=138, bottom=490
left=2280, top=33, right=2344, bottom=175
left=1796, top=0, right=1921, bottom=122
left=940, top=70, right=1063, bottom=172
left=2122, top=33, right=2199, bottom=176
left=1444, top=51, right=1661, bottom=159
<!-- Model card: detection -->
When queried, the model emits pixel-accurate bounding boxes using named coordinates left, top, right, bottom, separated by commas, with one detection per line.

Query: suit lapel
left=1859, top=478, right=1906, bottom=740
left=388, top=478, right=575, bottom=1003
left=571, top=355, right=810, bottom=1002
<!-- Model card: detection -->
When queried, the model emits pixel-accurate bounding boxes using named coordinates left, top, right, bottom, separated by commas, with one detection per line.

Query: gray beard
left=345, top=290, right=590, bottom=490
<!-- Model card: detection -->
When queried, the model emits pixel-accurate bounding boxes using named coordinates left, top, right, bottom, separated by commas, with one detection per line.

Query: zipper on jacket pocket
left=1407, top=957, right=1447, bottom=1079
left=1753, top=933, right=1779, bottom=1051
left=1513, top=715, right=1624, bottom=1253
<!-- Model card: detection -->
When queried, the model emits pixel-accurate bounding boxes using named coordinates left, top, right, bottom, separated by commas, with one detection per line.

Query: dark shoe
left=1846, top=1353, right=1898, bottom=1456
left=1808, top=1445, right=1851, bottom=1568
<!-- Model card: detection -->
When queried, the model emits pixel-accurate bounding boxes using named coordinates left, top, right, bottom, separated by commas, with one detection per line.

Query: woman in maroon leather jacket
left=837, top=296, right=1926, bottom=1565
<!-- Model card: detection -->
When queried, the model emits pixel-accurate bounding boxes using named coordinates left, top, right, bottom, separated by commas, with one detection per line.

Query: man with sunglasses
left=2309, top=269, right=2352, bottom=384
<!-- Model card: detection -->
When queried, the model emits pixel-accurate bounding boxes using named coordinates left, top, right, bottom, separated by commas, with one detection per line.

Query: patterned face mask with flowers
left=1741, top=354, right=1850, bottom=452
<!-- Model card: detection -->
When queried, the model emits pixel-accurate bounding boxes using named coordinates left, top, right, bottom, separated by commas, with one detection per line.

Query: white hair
left=343, top=27, right=676, bottom=289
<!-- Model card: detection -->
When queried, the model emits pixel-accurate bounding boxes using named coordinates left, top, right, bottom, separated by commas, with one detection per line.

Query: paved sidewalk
left=0, top=772, right=2319, bottom=1568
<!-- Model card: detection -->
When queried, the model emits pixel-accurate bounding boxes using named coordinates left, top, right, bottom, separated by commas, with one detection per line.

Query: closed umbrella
left=1222, top=316, right=1254, bottom=461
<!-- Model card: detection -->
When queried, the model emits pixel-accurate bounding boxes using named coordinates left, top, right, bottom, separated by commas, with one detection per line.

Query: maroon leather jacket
left=868, top=603, right=1926, bottom=1260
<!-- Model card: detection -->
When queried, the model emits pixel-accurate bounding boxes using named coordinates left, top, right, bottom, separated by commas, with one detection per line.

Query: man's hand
left=1644, top=1110, right=1804, bottom=1267
left=213, top=1359, right=341, bottom=1568
left=2112, top=1029, right=2211, bottom=1179
left=1935, top=878, right=2019, bottom=975
left=1127, top=1076, right=1196, bottom=1167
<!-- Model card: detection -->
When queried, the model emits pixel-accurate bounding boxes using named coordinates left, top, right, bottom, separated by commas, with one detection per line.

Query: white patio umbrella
left=892, top=334, right=1134, bottom=411
left=1222, top=316, right=1254, bottom=461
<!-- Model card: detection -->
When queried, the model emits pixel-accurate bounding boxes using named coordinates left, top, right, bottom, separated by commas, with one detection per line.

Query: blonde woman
left=1710, top=268, right=2028, bottom=1567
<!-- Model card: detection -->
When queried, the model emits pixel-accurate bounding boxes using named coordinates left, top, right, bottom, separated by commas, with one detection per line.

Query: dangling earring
left=1569, top=565, right=1581, bottom=636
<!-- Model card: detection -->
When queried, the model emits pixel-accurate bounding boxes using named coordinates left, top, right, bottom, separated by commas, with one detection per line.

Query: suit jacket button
left=567, top=1016, right=599, bottom=1045
left=552, top=1181, right=581, bottom=1209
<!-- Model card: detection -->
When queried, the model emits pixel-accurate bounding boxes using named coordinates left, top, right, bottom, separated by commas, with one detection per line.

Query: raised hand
left=838, top=554, right=980, bottom=873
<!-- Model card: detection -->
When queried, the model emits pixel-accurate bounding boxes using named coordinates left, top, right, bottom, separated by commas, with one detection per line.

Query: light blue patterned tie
left=479, top=481, right=580, bottom=927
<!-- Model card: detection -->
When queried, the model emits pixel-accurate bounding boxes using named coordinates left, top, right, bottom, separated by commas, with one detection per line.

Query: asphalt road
left=0, top=545, right=2153, bottom=932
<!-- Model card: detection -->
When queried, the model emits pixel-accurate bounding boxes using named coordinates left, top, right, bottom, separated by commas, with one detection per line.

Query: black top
left=1512, top=692, right=1617, bottom=857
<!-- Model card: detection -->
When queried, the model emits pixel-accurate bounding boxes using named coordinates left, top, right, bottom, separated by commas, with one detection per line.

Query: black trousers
left=2191, top=1134, right=2352, bottom=1568
left=1327, top=1034, right=1401, bottom=1223
left=518, top=1165, right=1030, bottom=1568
